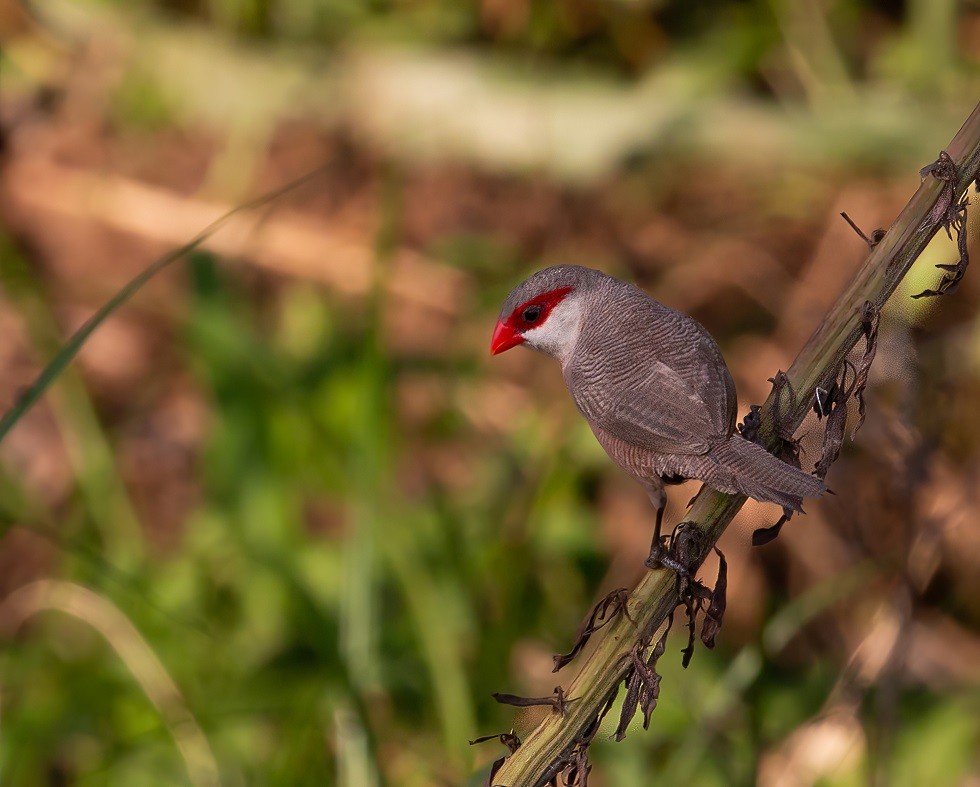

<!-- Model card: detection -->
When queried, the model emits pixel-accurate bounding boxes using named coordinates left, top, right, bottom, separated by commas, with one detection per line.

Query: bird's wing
left=565, top=283, right=737, bottom=455
left=569, top=358, right=718, bottom=455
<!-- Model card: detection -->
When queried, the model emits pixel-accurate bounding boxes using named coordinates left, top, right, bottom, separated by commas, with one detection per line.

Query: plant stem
left=491, top=100, right=980, bottom=787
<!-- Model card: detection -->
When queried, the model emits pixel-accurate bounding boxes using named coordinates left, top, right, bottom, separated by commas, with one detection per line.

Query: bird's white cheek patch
left=524, top=298, right=584, bottom=362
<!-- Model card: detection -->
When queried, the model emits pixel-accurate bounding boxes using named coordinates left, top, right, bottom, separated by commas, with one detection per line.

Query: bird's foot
left=644, top=542, right=690, bottom=575
left=643, top=521, right=696, bottom=577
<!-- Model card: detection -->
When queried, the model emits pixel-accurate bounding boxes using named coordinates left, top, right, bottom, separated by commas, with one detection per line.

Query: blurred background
left=1, top=0, right=979, bottom=784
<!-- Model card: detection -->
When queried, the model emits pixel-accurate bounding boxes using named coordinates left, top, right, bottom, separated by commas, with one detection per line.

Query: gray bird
left=491, top=265, right=825, bottom=563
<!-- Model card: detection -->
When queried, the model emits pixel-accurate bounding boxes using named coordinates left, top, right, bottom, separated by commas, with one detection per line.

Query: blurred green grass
left=0, top=244, right=615, bottom=784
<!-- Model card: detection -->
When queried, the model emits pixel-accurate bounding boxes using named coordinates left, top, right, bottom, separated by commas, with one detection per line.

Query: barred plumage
left=493, top=265, right=826, bottom=518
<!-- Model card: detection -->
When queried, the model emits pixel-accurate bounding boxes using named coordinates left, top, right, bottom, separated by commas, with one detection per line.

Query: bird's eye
left=522, top=305, right=543, bottom=323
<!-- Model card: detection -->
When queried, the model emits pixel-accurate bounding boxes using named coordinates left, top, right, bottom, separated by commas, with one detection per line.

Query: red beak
left=490, top=320, right=524, bottom=355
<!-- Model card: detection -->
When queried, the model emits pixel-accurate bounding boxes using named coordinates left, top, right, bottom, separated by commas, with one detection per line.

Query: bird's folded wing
left=571, top=361, right=716, bottom=455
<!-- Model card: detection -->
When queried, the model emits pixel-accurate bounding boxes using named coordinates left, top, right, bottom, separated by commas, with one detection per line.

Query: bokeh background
left=2, top=0, right=980, bottom=784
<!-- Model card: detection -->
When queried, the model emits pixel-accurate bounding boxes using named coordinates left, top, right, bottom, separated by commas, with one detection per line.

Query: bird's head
left=491, top=265, right=602, bottom=361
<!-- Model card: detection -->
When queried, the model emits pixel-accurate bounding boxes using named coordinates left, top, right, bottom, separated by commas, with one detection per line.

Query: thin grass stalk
left=0, top=581, right=221, bottom=787
left=0, top=166, right=328, bottom=445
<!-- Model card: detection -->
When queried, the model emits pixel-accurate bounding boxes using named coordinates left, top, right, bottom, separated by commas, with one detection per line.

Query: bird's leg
left=644, top=510, right=692, bottom=575
left=644, top=482, right=691, bottom=575
left=643, top=502, right=669, bottom=569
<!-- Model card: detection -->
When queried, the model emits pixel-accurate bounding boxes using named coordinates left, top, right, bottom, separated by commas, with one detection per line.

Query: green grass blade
left=0, top=165, right=327, bottom=445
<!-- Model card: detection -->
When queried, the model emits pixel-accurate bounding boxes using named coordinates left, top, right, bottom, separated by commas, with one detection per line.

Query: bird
left=490, top=265, right=826, bottom=567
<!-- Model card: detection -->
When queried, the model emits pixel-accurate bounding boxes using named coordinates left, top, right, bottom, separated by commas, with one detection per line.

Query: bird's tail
left=695, top=436, right=826, bottom=512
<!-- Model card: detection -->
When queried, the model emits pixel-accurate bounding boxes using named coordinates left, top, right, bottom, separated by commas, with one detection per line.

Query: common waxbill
left=491, top=265, right=825, bottom=557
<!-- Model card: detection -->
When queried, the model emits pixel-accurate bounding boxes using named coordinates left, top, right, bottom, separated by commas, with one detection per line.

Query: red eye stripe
left=506, top=286, right=573, bottom=327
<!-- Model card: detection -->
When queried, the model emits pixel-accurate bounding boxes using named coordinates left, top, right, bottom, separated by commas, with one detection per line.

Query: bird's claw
left=643, top=543, right=690, bottom=576
left=644, top=523, right=696, bottom=577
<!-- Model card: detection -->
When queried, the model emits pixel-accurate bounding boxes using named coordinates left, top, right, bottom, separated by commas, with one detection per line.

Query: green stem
left=491, top=100, right=980, bottom=787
